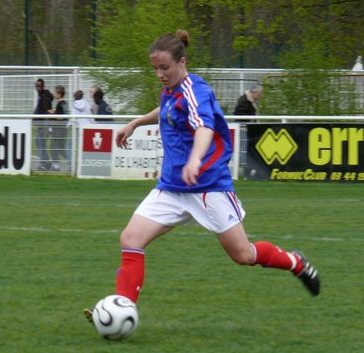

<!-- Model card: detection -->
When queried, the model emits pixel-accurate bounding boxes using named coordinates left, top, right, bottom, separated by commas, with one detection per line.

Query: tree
left=231, top=0, right=364, bottom=115
left=232, top=0, right=364, bottom=69
left=0, top=0, right=24, bottom=64
left=0, top=0, right=93, bottom=65
left=91, top=0, right=208, bottom=113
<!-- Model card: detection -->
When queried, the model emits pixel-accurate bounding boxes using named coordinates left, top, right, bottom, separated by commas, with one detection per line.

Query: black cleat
left=292, top=251, right=320, bottom=296
left=84, top=308, right=94, bottom=324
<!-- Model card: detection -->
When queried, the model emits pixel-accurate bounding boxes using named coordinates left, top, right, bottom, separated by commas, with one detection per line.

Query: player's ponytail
left=176, top=29, right=189, bottom=49
left=150, top=30, right=190, bottom=62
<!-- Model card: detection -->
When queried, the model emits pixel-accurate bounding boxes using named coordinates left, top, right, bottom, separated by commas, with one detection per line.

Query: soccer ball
left=92, top=295, right=139, bottom=340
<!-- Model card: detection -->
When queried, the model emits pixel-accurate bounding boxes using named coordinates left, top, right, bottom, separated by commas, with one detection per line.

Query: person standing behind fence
left=233, top=84, right=263, bottom=120
left=34, top=79, right=53, bottom=170
left=71, top=89, right=93, bottom=125
left=66, top=90, right=93, bottom=172
left=93, top=89, right=114, bottom=121
left=48, top=85, right=68, bottom=171
left=89, top=85, right=101, bottom=115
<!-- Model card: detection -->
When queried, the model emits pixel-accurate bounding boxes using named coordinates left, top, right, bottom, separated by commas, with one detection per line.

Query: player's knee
left=230, top=249, right=255, bottom=266
left=120, top=228, right=138, bottom=248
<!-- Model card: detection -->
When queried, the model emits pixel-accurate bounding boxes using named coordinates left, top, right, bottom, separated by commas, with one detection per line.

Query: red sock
left=252, top=241, right=303, bottom=274
left=115, top=248, right=145, bottom=303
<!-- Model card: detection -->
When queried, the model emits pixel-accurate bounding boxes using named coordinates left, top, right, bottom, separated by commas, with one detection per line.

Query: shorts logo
left=255, top=128, right=298, bottom=165
left=228, top=214, right=238, bottom=222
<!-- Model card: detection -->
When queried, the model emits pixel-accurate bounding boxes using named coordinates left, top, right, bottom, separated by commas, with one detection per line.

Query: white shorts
left=134, top=189, right=245, bottom=234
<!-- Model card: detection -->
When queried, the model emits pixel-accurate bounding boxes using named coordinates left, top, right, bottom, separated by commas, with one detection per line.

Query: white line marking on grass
left=251, top=234, right=364, bottom=242
left=1, top=227, right=363, bottom=242
left=280, top=235, right=345, bottom=242
left=176, top=231, right=364, bottom=243
left=0, top=226, right=119, bottom=234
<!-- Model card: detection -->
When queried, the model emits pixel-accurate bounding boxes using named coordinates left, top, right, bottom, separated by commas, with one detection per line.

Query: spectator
left=66, top=89, right=93, bottom=172
left=71, top=89, right=93, bottom=126
left=48, top=85, right=68, bottom=171
left=34, top=79, right=53, bottom=170
left=89, top=85, right=101, bottom=115
left=233, top=84, right=263, bottom=120
left=93, top=89, right=114, bottom=121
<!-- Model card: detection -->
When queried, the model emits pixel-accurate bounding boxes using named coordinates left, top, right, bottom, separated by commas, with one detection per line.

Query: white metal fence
left=0, top=67, right=92, bottom=114
left=1, top=66, right=364, bottom=116
left=0, top=66, right=283, bottom=115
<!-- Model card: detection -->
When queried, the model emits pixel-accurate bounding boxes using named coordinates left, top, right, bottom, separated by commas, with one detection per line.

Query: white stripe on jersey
left=181, top=76, right=204, bottom=129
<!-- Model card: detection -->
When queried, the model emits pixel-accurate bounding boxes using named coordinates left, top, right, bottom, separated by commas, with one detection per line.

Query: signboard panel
left=78, top=123, right=240, bottom=180
left=0, top=120, right=31, bottom=175
left=247, top=123, right=364, bottom=182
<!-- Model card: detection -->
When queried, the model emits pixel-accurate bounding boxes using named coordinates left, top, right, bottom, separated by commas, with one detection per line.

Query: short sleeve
left=182, top=77, right=215, bottom=131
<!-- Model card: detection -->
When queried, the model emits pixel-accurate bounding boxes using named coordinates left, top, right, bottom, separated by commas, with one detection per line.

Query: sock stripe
left=121, top=247, right=145, bottom=255
left=287, top=252, right=297, bottom=271
left=250, top=243, right=257, bottom=263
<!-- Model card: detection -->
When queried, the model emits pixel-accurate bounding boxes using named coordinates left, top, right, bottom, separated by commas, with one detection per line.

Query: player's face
left=150, top=50, right=187, bottom=89
left=35, top=81, right=43, bottom=93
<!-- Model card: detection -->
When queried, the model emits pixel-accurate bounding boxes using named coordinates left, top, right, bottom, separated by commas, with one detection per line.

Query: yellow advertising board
left=247, top=124, right=364, bottom=182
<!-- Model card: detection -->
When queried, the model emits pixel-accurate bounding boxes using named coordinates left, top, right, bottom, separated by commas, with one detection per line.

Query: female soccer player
left=85, top=30, right=319, bottom=321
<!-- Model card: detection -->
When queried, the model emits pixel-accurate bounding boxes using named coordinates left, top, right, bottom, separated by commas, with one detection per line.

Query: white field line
left=0, top=226, right=363, bottom=242
left=0, top=226, right=119, bottom=234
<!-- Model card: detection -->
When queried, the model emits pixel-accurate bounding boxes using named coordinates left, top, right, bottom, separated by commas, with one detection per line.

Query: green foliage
left=253, top=1, right=361, bottom=115
left=0, top=175, right=363, bottom=353
left=232, top=0, right=364, bottom=68
left=2, top=0, right=364, bottom=71
left=260, top=70, right=360, bottom=116
left=92, top=0, right=209, bottom=113
left=89, top=0, right=364, bottom=114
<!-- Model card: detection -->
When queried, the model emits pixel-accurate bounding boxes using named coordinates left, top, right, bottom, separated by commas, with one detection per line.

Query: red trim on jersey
left=226, top=191, right=243, bottom=219
left=202, top=192, right=207, bottom=208
left=198, top=132, right=224, bottom=175
left=174, top=92, right=184, bottom=110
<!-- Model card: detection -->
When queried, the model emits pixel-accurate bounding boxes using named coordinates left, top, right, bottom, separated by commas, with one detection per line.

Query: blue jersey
left=156, top=73, right=234, bottom=193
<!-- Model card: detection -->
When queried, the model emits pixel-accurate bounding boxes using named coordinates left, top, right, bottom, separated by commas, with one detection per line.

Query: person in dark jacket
left=93, top=89, right=114, bottom=121
left=34, top=79, right=53, bottom=170
left=233, top=84, right=263, bottom=120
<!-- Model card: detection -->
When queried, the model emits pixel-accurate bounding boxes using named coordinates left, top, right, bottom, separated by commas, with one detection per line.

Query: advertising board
left=247, top=123, right=364, bottom=182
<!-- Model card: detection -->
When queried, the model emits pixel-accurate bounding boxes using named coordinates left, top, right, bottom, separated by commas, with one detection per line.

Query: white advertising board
left=0, top=119, right=32, bottom=175
left=78, top=123, right=240, bottom=180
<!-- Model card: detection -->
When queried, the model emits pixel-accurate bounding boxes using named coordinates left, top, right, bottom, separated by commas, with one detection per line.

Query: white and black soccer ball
left=92, top=295, right=139, bottom=340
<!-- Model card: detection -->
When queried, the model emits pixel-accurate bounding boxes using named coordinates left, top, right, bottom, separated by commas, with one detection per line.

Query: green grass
left=0, top=175, right=363, bottom=353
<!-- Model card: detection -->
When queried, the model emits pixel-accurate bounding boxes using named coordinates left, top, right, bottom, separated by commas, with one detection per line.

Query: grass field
left=0, top=175, right=363, bottom=353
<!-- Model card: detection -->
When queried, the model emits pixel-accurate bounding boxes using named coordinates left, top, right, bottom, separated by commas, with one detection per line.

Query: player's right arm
left=115, top=107, right=160, bottom=148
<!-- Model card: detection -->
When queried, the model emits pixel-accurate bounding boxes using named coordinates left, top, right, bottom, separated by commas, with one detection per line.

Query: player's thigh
left=135, top=189, right=190, bottom=227
left=218, top=223, right=254, bottom=265
left=121, top=214, right=172, bottom=249
left=189, top=192, right=245, bottom=234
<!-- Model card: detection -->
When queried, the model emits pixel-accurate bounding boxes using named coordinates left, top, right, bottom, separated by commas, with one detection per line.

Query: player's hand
left=182, top=158, right=201, bottom=185
left=115, top=123, right=135, bottom=148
